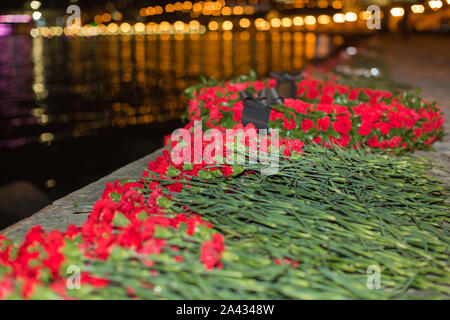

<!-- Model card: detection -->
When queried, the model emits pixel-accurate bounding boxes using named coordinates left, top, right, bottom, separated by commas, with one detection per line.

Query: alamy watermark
left=366, top=265, right=381, bottom=289
left=366, top=5, right=381, bottom=30
left=66, top=5, right=81, bottom=28
left=66, top=265, right=81, bottom=290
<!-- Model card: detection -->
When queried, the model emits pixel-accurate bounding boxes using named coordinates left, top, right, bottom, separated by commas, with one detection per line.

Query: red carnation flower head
left=332, top=115, right=352, bottom=136
left=317, top=116, right=331, bottom=132
left=201, top=233, right=225, bottom=270
left=357, top=121, right=373, bottom=136
left=376, top=122, right=390, bottom=135
left=283, top=116, right=296, bottom=130
left=269, top=109, right=284, bottom=121
left=301, top=119, right=315, bottom=132
left=348, top=88, right=360, bottom=100
left=320, top=92, right=334, bottom=104
left=231, top=101, right=244, bottom=122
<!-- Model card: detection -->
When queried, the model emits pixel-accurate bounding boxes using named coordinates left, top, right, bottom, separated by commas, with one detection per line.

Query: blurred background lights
left=119, top=22, right=131, bottom=33
left=30, top=28, right=39, bottom=37
left=208, top=21, right=218, bottom=31
left=344, top=12, right=357, bottom=22
left=331, top=0, right=343, bottom=9
left=165, top=4, right=174, bottom=13
left=134, top=22, right=145, bottom=33
left=428, top=0, right=443, bottom=9
left=318, top=0, right=328, bottom=8
left=333, top=13, right=345, bottom=23
left=346, top=46, right=357, bottom=55
left=32, top=11, right=42, bottom=21
left=360, top=11, right=372, bottom=20
left=239, top=18, right=250, bottom=28
left=45, top=179, right=56, bottom=188
left=305, top=15, right=316, bottom=25
left=293, top=16, right=304, bottom=26
left=107, top=22, right=119, bottom=34
left=183, top=1, right=193, bottom=10
left=174, top=2, right=183, bottom=11
left=270, top=18, right=281, bottom=28
left=102, top=13, right=111, bottom=22
left=159, top=21, right=170, bottom=32
left=370, top=68, right=380, bottom=77
left=390, top=7, right=405, bottom=17
left=174, top=20, right=185, bottom=32
left=281, top=17, right=292, bottom=27
left=232, top=6, right=244, bottom=15
left=254, top=18, right=270, bottom=30
left=189, top=20, right=200, bottom=30
left=30, top=1, right=41, bottom=10
left=221, top=6, right=231, bottom=15
left=411, top=4, right=425, bottom=13
left=244, top=6, right=254, bottom=15
left=318, top=15, right=331, bottom=25
left=112, top=11, right=123, bottom=21
left=193, top=3, right=202, bottom=13
left=5, top=0, right=450, bottom=39
left=39, top=132, right=54, bottom=144
left=222, top=20, right=233, bottom=31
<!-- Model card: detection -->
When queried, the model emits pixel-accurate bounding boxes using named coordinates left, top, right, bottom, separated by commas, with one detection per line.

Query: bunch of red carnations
left=183, top=76, right=444, bottom=153
left=0, top=161, right=227, bottom=299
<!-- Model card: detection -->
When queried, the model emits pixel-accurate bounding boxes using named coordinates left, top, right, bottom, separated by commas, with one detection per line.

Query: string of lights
left=25, top=0, right=450, bottom=38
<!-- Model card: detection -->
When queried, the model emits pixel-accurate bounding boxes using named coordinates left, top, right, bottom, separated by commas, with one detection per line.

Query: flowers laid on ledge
left=183, top=75, right=444, bottom=153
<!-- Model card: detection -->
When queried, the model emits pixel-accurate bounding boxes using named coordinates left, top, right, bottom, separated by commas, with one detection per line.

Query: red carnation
left=376, top=122, right=390, bottom=135
left=317, top=116, right=331, bottom=132
left=283, top=117, right=296, bottom=130
left=301, top=119, right=315, bottom=132
left=330, top=135, right=351, bottom=148
left=269, top=109, right=284, bottom=121
left=320, top=92, right=333, bottom=104
left=367, top=135, right=379, bottom=148
left=231, top=101, right=243, bottom=122
left=357, top=122, right=373, bottom=136
left=413, top=127, right=422, bottom=138
left=348, top=88, right=360, bottom=100
left=332, top=115, right=352, bottom=135
left=201, top=234, right=225, bottom=270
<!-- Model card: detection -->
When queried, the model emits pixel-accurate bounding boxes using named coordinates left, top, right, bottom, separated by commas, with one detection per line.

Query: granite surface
left=372, top=34, right=450, bottom=186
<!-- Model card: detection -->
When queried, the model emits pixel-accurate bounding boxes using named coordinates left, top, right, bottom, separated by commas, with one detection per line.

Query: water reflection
left=0, top=31, right=337, bottom=204
left=1, top=31, right=335, bottom=148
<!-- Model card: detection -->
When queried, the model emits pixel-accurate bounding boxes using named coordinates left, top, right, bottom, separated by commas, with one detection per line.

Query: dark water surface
left=0, top=31, right=338, bottom=227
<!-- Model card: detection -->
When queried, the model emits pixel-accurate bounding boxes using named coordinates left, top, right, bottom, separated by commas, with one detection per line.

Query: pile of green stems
left=85, top=146, right=449, bottom=299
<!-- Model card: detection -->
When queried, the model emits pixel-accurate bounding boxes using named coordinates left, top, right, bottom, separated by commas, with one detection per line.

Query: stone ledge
left=1, top=147, right=165, bottom=242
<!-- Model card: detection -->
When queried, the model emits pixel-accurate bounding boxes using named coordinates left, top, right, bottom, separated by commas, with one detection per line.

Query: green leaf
left=113, top=212, right=130, bottom=228
left=198, top=169, right=213, bottom=180
left=166, top=166, right=181, bottom=177
left=231, top=165, right=245, bottom=176
left=136, top=211, right=148, bottom=222
left=154, top=225, right=174, bottom=238
left=157, top=196, right=172, bottom=208
left=30, top=285, right=64, bottom=300
left=110, top=192, right=121, bottom=202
